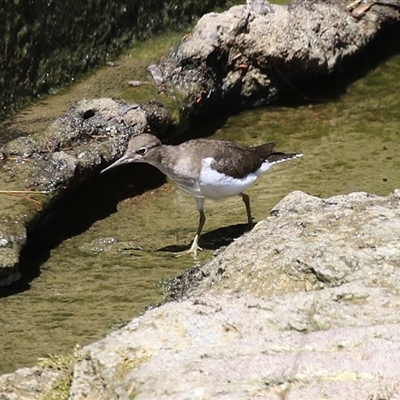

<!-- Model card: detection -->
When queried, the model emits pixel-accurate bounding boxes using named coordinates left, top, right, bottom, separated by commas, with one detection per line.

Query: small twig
left=1, top=192, right=45, bottom=211
left=0, top=190, right=50, bottom=210
left=0, top=190, right=49, bottom=194
left=6, top=157, right=32, bottom=162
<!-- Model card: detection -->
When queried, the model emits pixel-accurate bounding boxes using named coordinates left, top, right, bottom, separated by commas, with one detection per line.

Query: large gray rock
left=67, top=189, right=400, bottom=399
left=156, top=0, right=400, bottom=117
left=185, top=190, right=400, bottom=297
left=2, top=189, right=400, bottom=399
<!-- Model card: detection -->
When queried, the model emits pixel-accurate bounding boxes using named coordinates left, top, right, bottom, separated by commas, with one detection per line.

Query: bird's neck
left=150, top=145, right=181, bottom=178
left=145, top=144, right=173, bottom=175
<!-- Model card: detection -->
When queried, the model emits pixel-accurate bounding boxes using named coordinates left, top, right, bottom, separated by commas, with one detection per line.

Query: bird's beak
left=101, top=155, right=132, bottom=174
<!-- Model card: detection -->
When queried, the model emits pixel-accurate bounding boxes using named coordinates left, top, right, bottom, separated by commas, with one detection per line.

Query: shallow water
left=1, top=27, right=400, bottom=375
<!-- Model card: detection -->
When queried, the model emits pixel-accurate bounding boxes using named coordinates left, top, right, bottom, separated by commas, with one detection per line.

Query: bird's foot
left=175, top=235, right=202, bottom=258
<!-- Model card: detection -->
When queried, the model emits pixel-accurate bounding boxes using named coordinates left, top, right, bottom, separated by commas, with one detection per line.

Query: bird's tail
left=267, top=152, right=303, bottom=165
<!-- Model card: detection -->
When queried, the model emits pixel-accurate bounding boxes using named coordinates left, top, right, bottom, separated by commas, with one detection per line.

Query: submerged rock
left=3, top=189, right=399, bottom=399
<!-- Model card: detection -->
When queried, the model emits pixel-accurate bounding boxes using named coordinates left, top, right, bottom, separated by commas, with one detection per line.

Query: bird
left=101, top=133, right=302, bottom=257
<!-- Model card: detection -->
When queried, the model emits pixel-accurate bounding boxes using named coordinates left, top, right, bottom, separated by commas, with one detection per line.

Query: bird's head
left=101, top=134, right=162, bottom=173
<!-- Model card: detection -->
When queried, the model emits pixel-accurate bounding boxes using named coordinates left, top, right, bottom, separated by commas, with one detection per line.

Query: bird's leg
left=240, top=193, right=253, bottom=229
left=175, top=198, right=205, bottom=258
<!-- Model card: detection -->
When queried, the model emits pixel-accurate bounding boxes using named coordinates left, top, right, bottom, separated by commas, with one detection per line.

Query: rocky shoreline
left=1, top=0, right=400, bottom=398
left=1, top=189, right=400, bottom=399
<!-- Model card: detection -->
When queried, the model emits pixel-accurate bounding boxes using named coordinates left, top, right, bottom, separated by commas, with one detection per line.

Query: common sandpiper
left=102, top=134, right=302, bottom=257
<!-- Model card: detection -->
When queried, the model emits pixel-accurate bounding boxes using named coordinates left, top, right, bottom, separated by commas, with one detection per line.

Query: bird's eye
left=137, top=147, right=147, bottom=155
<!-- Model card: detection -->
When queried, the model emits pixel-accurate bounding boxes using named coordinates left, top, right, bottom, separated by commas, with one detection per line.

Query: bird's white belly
left=199, top=158, right=265, bottom=200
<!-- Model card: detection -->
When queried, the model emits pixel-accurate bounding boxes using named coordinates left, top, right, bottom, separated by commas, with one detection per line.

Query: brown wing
left=210, top=141, right=267, bottom=179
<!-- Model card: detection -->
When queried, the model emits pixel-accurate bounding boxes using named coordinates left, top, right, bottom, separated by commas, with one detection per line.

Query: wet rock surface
left=0, top=98, right=171, bottom=286
left=2, top=189, right=400, bottom=399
